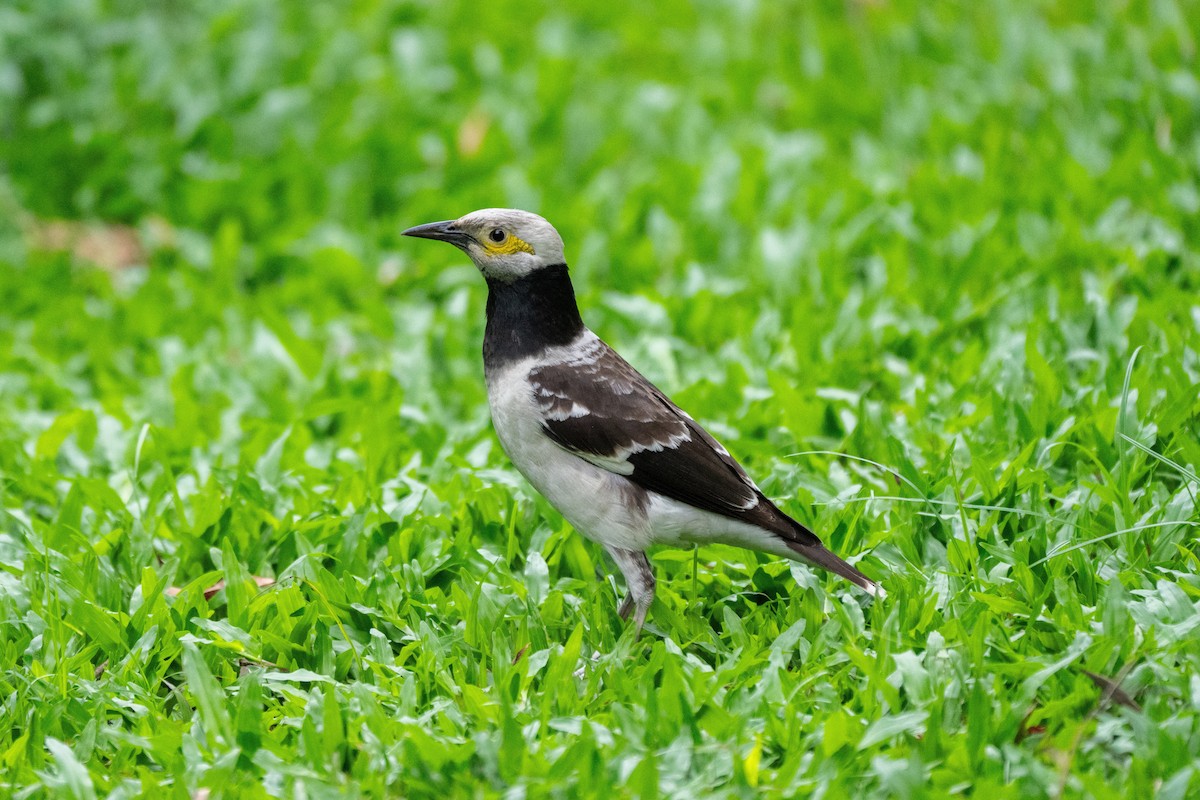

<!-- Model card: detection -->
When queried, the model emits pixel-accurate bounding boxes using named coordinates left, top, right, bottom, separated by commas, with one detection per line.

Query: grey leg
left=605, top=546, right=655, bottom=638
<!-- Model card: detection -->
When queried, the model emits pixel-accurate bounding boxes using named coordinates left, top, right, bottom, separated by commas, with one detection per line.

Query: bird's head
left=403, top=208, right=565, bottom=282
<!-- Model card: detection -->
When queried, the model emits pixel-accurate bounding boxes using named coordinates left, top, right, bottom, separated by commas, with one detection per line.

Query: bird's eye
left=488, top=228, right=506, bottom=243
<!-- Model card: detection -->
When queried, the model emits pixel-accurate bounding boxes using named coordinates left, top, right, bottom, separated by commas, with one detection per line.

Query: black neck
left=484, top=264, right=584, bottom=367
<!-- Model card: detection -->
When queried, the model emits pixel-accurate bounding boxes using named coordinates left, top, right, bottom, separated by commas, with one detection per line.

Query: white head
left=403, top=208, right=565, bottom=282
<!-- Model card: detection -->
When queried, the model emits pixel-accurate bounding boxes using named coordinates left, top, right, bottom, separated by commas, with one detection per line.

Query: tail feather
left=785, top=540, right=885, bottom=598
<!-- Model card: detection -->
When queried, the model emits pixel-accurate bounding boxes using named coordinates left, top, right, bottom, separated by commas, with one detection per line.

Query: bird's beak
left=401, top=220, right=473, bottom=251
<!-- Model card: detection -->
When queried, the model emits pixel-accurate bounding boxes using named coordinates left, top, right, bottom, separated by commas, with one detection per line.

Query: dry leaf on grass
left=456, top=107, right=491, bottom=157
left=22, top=215, right=176, bottom=271
left=1083, top=670, right=1141, bottom=712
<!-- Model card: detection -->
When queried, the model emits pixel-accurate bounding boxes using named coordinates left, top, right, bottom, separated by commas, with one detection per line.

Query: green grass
left=1, top=0, right=1199, bottom=797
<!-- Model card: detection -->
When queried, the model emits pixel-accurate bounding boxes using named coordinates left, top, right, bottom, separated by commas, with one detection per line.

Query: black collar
left=484, top=264, right=585, bottom=368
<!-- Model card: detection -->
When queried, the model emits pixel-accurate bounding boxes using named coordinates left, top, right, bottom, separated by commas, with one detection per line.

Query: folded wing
left=529, top=335, right=820, bottom=547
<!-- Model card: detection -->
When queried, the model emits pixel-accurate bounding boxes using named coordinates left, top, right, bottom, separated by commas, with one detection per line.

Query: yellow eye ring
left=483, top=231, right=535, bottom=255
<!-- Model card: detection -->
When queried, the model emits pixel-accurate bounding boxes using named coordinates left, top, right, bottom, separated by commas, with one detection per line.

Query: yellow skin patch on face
left=482, top=234, right=535, bottom=256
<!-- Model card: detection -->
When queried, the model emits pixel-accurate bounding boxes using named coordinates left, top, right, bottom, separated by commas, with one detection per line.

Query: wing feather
left=529, top=337, right=819, bottom=545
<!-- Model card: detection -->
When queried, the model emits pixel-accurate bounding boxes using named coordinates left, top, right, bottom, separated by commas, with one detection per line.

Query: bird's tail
left=784, top=540, right=886, bottom=598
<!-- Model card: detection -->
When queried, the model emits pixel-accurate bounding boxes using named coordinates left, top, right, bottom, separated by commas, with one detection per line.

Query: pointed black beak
left=402, top=220, right=473, bottom=250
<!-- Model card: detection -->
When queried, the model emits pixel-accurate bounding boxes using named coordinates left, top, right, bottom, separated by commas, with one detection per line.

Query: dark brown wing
left=529, top=337, right=819, bottom=546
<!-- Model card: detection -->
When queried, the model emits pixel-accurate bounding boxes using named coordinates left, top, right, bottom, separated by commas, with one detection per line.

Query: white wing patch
left=536, top=385, right=591, bottom=419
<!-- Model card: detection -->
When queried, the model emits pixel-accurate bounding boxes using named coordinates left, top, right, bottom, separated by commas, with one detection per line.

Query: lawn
left=1, top=0, right=1198, bottom=797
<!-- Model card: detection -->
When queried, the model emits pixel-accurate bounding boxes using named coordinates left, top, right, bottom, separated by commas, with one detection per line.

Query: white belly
left=486, top=356, right=656, bottom=551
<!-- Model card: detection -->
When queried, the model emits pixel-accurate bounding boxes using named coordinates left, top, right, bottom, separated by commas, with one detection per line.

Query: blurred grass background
left=1, top=0, right=1199, bottom=797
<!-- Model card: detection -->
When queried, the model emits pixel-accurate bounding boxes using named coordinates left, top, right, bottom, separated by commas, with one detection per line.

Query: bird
left=403, top=208, right=882, bottom=636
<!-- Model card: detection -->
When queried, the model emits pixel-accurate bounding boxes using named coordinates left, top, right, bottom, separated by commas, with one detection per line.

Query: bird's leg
left=605, top=546, right=655, bottom=638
